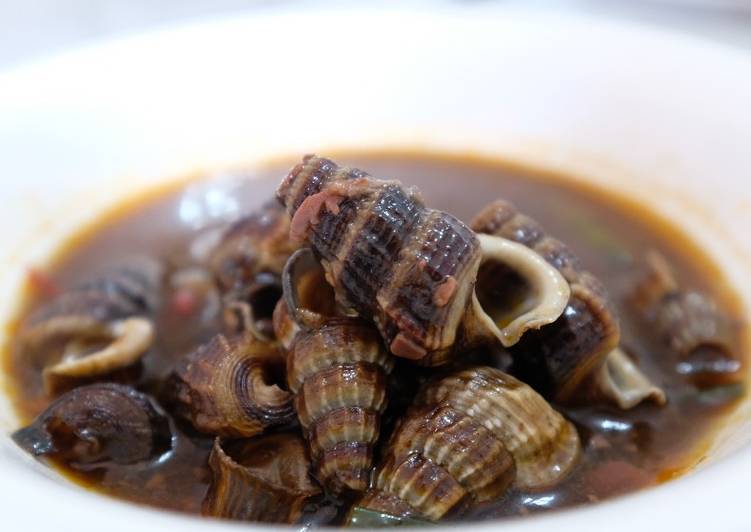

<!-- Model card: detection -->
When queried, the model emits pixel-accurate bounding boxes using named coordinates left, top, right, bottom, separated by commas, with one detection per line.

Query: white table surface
left=1, top=0, right=751, bottom=70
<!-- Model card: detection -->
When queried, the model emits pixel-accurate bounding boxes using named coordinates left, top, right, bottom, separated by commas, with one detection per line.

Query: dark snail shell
left=210, top=199, right=299, bottom=340
left=20, top=259, right=162, bottom=395
left=631, top=251, right=741, bottom=387
left=165, top=334, right=294, bottom=437
left=211, top=199, right=298, bottom=293
left=472, top=200, right=621, bottom=402
left=288, top=318, right=394, bottom=494
left=277, top=155, right=482, bottom=363
left=356, top=366, right=579, bottom=521
left=203, top=434, right=321, bottom=523
left=277, top=157, right=572, bottom=366
left=12, top=383, right=172, bottom=467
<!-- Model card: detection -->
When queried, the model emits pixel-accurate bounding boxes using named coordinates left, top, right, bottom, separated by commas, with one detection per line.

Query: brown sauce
left=2, top=151, right=746, bottom=522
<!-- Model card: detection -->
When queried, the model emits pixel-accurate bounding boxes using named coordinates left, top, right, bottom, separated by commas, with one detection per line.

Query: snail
left=165, top=333, right=294, bottom=437
left=472, top=199, right=665, bottom=408
left=288, top=318, right=393, bottom=494
left=276, top=155, right=570, bottom=367
left=274, top=247, right=394, bottom=494
left=353, top=366, right=580, bottom=522
left=210, top=199, right=300, bottom=340
left=631, top=251, right=742, bottom=388
left=20, top=259, right=162, bottom=395
left=586, top=347, right=666, bottom=409
left=272, top=247, right=337, bottom=351
left=203, top=434, right=321, bottom=523
left=12, top=383, right=172, bottom=467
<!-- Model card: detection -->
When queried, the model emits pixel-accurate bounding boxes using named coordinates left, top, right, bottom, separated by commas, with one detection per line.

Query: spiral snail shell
left=354, top=366, right=580, bottom=521
left=20, top=259, right=162, bottom=395
left=277, top=156, right=569, bottom=366
left=271, top=246, right=395, bottom=494
left=631, top=251, right=741, bottom=388
left=210, top=199, right=299, bottom=340
left=12, top=383, right=172, bottom=467
left=203, top=434, right=321, bottom=523
left=472, top=200, right=631, bottom=403
left=165, top=334, right=294, bottom=437
left=288, top=318, right=393, bottom=494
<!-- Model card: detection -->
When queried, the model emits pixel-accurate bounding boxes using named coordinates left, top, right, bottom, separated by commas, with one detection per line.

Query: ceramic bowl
left=1, top=5, right=750, bottom=531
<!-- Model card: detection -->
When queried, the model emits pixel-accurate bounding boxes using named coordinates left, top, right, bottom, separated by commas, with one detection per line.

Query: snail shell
left=203, top=434, right=321, bottom=523
left=277, top=155, right=482, bottom=362
left=371, top=404, right=516, bottom=520
left=415, top=366, right=580, bottom=490
left=165, top=334, right=294, bottom=437
left=288, top=318, right=394, bottom=494
left=585, top=347, right=666, bottom=409
left=472, top=200, right=621, bottom=402
left=12, top=383, right=172, bottom=467
left=21, top=259, right=162, bottom=395
left=277, top=156, right=569, bottom=365
left=356, top=367, right=579, bottom=521
left=274, top=247, right=394, bottom=493
left=210, top=199, right=299, bottom=340
left=273, top=247, right=338, bottom=351
left=631, top=251, right=741, bottom=387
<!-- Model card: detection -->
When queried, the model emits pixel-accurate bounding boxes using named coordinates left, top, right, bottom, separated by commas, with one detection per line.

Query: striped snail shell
left=277, top=156, right=569, bottom=366
left=203, top=434, right=321, bottom=523
left=354, top=366, right=580, bottom=522
left=288, top=318, right=394, bottom=494
left=165, top=334, right=294, bottom=437
left=273, top=246, right=395, bottom=494
left=631, top=251, right=741, bottom=388
left=270, top=247, right=394, bottom=494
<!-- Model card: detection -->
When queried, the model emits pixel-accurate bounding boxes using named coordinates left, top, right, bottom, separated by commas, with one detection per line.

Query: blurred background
left=2, top=0, right=751, bottom=69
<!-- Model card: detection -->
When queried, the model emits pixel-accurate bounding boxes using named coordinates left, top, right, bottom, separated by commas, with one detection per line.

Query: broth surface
left=3, top=152, right=745, bottom=522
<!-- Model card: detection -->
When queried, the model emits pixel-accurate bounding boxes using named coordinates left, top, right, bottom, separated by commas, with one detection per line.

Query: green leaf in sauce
left=347, top=507, right=432, bottom=528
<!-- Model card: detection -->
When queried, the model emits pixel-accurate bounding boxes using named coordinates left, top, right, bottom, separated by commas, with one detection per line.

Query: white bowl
left=1, top=5, right=750, bottom=531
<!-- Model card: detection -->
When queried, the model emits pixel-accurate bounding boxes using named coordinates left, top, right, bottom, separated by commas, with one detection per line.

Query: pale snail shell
left=355, top=366, right=580, bottom=521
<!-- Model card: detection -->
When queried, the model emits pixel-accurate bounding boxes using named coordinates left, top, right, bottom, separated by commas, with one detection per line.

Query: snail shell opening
left=469, top=234, right=571, bottom=348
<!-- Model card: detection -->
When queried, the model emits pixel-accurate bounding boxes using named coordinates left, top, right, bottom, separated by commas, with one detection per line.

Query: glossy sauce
left=3, top=152, right=746, bottom=522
